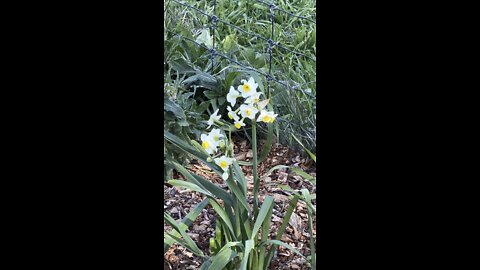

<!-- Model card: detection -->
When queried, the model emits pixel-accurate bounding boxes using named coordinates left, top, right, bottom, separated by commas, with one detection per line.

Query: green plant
left=164, top=76, right=316, bottom=269
left=164, top=0, right=317, bottom=157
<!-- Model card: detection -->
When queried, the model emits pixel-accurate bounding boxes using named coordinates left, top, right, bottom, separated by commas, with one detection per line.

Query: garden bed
left=164, top=135, right=316, bottom=269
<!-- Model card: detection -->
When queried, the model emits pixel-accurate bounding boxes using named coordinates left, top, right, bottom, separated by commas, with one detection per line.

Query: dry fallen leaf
left=274, top=193, right=290, bottom=202
left=278, top=172, right=289, bottom=182
left=272, top=214, right=282, bottom=222
left=193, top=224, right=207, bottom=231
left=289, top=212, right=303, bottom=239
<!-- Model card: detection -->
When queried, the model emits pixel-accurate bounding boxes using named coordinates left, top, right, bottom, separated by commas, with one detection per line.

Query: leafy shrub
left=164, top=0, right=317, bottom=157
left=164, top=76, right=316, bottom=269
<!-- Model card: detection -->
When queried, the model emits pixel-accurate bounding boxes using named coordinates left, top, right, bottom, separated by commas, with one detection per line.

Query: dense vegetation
left=164, top=0, right=316, bottom=159
left=164, top=1, right=316, bottom=269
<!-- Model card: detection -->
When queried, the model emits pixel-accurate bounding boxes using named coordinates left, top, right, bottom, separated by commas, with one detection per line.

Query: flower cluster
left=226, top=77, right=278, bottom=128
left=200, top=128, right=233, bottom=180
left=200, top=77, right=278, bottom=180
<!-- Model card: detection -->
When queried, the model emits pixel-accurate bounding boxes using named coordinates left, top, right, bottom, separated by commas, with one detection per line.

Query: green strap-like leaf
left=261, top=240, right=305, bottom=258
left=164, top=130, right=223, bottom=174
left=232, top=161, right=247, bottom=196
left=264, top=195, right=300, bottom=268
left=209, top=199, right=235, bottom=239
left=292, top=133, right=316, bottom=163
left=262, top=165, right=316, bottom=184
left=164, top=199, right=209, bottom=253
left=301, top=188, right=316, bottom=214
left=207, top=242, right=242, bottom=270
left=240, top=239, right=255, bottom=270
left=225, top=175, right=250, bottom=215
left=164, top=213, right=204, bottom=257
left=168, top=160, right=234, bottom=206
left=168, top=180, right=214, bottom=197
left=250, top=196, right=274, bottom=240
left=258, top=200, right=274, bottom=270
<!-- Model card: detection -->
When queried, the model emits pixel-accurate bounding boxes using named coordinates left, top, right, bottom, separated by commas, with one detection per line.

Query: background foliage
left=164, top=0, right=316, bottom=157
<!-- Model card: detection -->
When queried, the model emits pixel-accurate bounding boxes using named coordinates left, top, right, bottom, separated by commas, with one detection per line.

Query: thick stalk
left=252, top=119, right=259, bottom=218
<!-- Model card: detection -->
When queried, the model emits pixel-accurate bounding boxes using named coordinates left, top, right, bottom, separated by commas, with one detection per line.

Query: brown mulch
left=164, top=136, right=316, bottom=270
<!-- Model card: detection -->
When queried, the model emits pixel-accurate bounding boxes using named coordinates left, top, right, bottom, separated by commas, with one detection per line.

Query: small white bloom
left=201, top=133, right=218, bottom=155
left=207, top=109, right=221, bottom=129
left=239, top=104, right=259, bottom=120
left=227, top=106, right=240, bottom=121
left=234, top=119, right=246, bottom=129
left=209, top=128, right=224, bottom=142
left=227, top=86, right=241, bottom=107
left=222, top=172, right=229, bottom=180
left=237, top=77, right=258, bottom=98
left=214, top=155, right=234, bottom=172
left=257, top=110, right=278, bottom=123
left=245, top=92, right=262, bottom=104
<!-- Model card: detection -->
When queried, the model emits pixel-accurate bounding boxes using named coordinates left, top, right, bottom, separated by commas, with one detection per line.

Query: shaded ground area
left=164, top=136, right=316, bottom=270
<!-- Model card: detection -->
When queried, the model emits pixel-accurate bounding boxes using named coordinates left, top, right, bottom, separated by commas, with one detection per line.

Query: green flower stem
left=252, top=119, right=259, bottom=218
left=214, top=119, right=227, bottom=126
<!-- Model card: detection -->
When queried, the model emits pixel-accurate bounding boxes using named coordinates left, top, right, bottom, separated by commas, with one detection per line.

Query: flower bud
left=219, top=140, right=226, bottom=148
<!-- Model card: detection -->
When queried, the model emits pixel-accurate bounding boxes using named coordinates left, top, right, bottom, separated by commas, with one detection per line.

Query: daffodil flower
left=214, top=155, right=234, bottom=180
left=257, top=110, right=278, bottom=123
left=227, top=106, right=240, bottom=121
left=207, top=109, right=221, bottom=129
left=227, top=86, right=241, bottom=107
left=234, top=119, right=246, bottom=129
left=244, top=92, right=262, bottom=104
left=201, top=133, right=218, bottom=155
left=239, top=104, right=259, bottom=120
left=209, top=128, right=224, bottom=142
left=237, top=77, right=258, bottom=98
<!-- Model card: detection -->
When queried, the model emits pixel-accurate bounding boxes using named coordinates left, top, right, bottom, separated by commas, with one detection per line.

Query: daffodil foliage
left=164, top=77, right=314, bottom=270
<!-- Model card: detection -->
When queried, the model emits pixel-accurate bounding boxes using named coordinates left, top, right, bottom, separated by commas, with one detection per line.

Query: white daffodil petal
left=239, top=104, right=259, bottom=120
left=245, top=92, right=262, bottom=104
left=238, top=77, right=258, bottom=98
left=214, top=155, right=234, bottom=172
left=207, top=109, right=221, bottom=129
left=201, top=133, right=218, bottom=154
left=209, top=128, right=224, bottom=142
left=234, top=119, right=246, bottom=129
left=227, top=106, right=240, bottom=121
left=257, top=110, right=278, bottom=123
left=227, top=86, right=240, bottom=107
